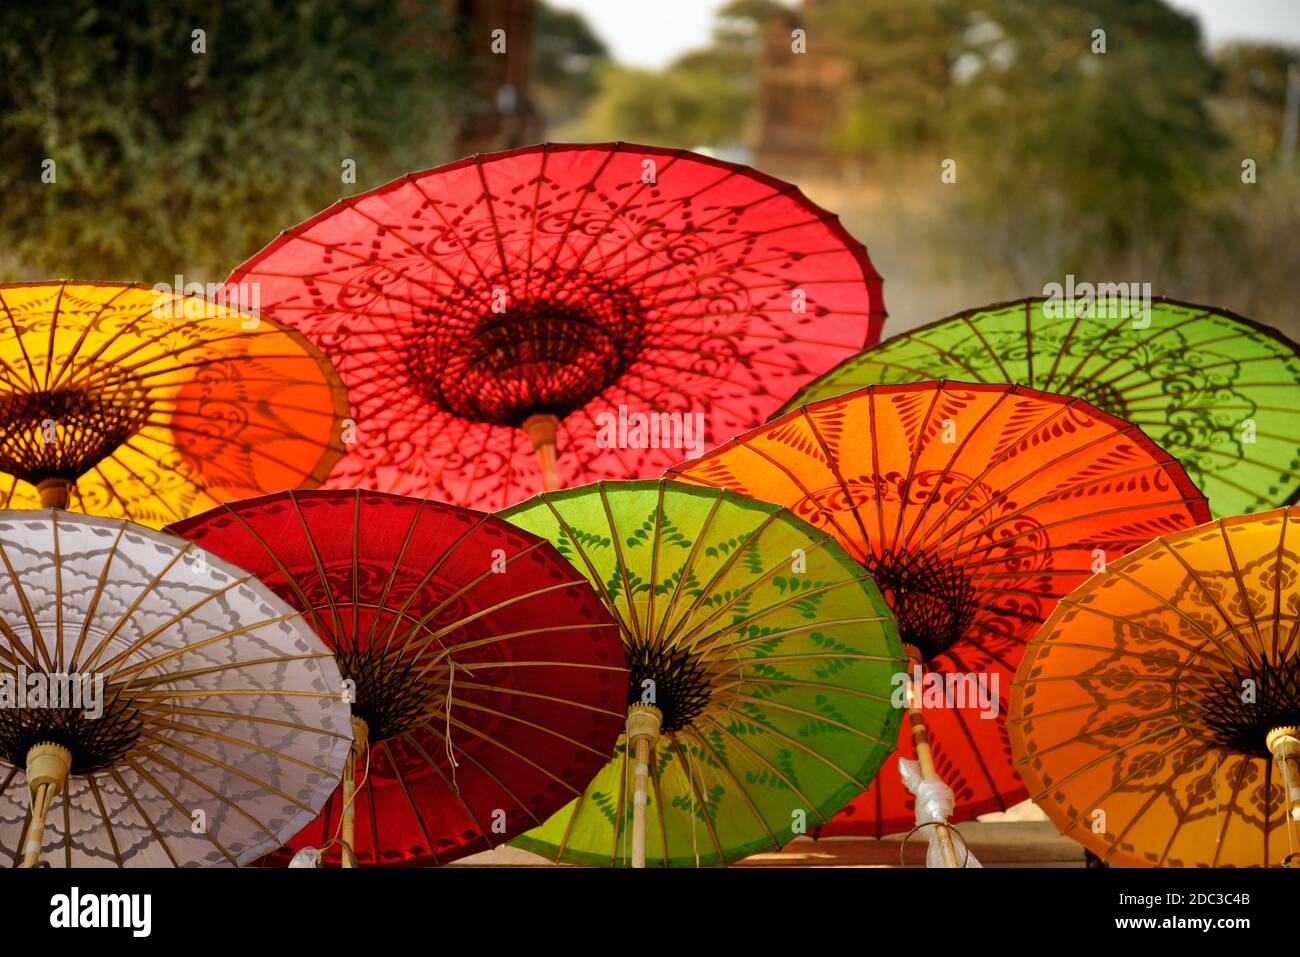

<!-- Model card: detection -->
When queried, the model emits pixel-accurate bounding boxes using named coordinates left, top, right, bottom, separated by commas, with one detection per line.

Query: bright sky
left=550, top=0, right=1300, bottom=68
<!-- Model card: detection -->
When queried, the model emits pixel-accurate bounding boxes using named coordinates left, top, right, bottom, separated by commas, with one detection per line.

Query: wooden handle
left=625, top=704, right=663, bottom=869
left=341, top=746, right=357, bottom=868
left=631, top=733, right=651, bottom=868
left=340, top=716, right=368, bottom=869
left=522, top=414, right=560, bottom=491
left=1268, top=727, right=1300, bottom=849
left=904, top=647, right=961, bottom=868
left=19, top=743, right=71, bottom=869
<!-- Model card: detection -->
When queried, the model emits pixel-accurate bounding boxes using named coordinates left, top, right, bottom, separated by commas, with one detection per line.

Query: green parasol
left=776, top=296, right=1300, bottom=516
left=501, top=479, right=905, bottom=867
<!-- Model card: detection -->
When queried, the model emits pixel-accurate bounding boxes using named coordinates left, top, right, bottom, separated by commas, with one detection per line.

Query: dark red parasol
left=225, top=143, right=885, bottom=509
left=167, top=488, right=627, bottom=866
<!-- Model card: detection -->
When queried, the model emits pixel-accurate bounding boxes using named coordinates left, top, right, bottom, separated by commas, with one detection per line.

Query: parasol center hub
left=0, top=379, right=151, bottom=485
left=862, top=549, right=977, bottom=663
left=522, top=413, right=559, bottom=451
left=625, top=703, right=663, bottom=744
left=350, top=715, right=370, bottom=755
left=404, top=291, right=648, bottom=426
left=0, top=693, right=147, bottom=776
left=1185, top=653, right=1300, bottom=758
left=335, top=650, right=431, bottom=744
left=25, top=742, right=72, bottom=797
left=625, top=641, right=714, bottom=734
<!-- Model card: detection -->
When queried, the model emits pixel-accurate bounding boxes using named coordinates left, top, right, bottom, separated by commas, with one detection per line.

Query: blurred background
left=2, top=0, right=1298, bottom=339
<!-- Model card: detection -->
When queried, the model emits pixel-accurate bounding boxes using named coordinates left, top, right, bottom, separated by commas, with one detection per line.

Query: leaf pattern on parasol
left=502, top=480, right=905, bottom=866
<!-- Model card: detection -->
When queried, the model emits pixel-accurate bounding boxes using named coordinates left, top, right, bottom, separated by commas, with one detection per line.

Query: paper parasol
left=776, top=296, right=1300, bottom=516
left=668, top=381, right=1211, bottom=844
left=167, top=489, right=627, bottom=866
left=0, top=510, right=350, bottom=867
left=501, top=480, right=905, bottom=867
left=225, top=142, right=886, bottom=509
left=0, top=281, right=348, bottom=527
left=1011, top=506, right=1300, bottom=867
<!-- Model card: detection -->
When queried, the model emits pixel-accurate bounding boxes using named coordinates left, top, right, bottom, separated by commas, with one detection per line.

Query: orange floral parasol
left=1011, top=506, right=1300, bottom=867
left=668, top=381, right=1211, bottom=845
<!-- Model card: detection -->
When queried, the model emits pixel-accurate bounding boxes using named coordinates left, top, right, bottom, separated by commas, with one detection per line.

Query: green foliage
left=577, top=62, right=752, bottom=148
left=952, top=0, right=1225, bottom=260
left=572, top=0, right=770, bottom=146
left=807, top=0, right=961, bottom=153
left=0, top=0, right=460, bottom=281
left=531, top=1, right=609, bottom=130
left=1212, top=41, right=1300, bottom=157
left=800, top=0, right=1228, bottom=267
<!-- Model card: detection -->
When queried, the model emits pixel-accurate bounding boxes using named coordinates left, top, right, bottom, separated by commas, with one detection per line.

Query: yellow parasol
left=0, top=281, right=347, bottom=526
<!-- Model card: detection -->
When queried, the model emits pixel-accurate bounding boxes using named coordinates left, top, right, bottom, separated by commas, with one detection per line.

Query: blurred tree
left=797, top=0, right=1224, bottom=273
left=573, top=0, right=770, bottom=148
left=1212, top=41, right=1300, bottom=158
left=0, top=0, right=460, bottom=282
left=531, top=1, right=609, bottom=132
left=804, top=0, right=960, bottom=154
left=950, top=0, right=1225, bottom=264
left=578, top=63, right=751, bottom=147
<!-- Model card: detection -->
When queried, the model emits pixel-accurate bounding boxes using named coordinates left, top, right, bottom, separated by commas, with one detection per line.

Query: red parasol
left=225, top=142, right=885, bottom=509
left=167, top=488, right=627, bottom=866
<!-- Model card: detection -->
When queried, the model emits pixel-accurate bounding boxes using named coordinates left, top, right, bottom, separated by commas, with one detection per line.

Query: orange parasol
left=1010, top=506, right=1300, bottom=867
left=668, top=381, right=1211, bottom=851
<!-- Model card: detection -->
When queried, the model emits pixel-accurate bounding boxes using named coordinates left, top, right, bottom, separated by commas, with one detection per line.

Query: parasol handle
left=36, top=478, right=73, bottom=510
left=625, top=704, right=663, bottom=869
left=522, top=414, right=560, bottom=491
left=1267, top=726, right=1300, bottom=867
left=341, top=716, right=369, bottom=869
left=19, top=742, right=72, bottom=869
left=903, top=645, right=961, bottom=868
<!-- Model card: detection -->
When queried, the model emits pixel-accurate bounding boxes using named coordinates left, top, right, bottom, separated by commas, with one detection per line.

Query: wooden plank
left=450, top=821, right=1087, bottom=867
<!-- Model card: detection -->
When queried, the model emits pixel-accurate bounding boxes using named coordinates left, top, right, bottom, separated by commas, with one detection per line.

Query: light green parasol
left=502, top=479, right=905, bottom=867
